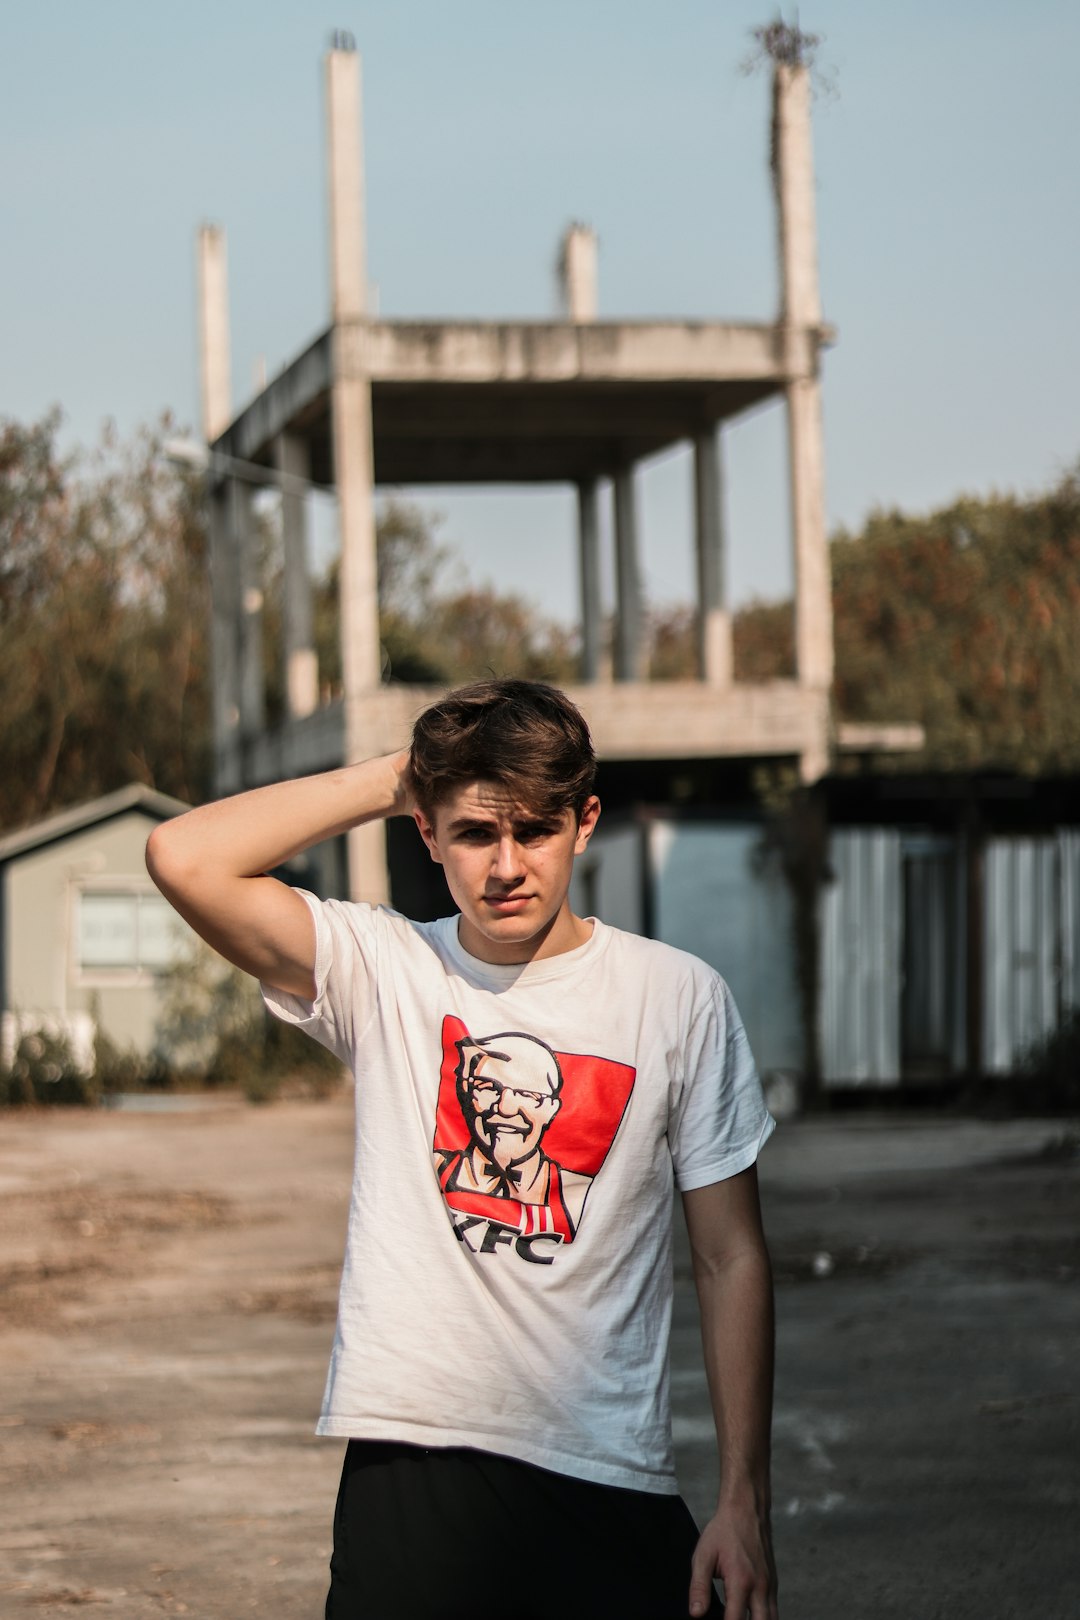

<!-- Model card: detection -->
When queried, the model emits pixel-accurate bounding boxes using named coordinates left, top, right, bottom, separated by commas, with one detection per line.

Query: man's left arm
left=682, top=1166, right=779, bottom=1620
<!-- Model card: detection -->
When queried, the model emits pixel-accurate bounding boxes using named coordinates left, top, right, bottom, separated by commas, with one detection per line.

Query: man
left=147, top=678, right=778, bottom=1619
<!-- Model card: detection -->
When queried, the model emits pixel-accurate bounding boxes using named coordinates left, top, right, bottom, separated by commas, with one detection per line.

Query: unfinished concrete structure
left=198, top=40, right=912, bottom=904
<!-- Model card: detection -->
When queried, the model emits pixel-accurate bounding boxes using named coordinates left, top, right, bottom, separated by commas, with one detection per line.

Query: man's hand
left=688, top=1494, right=778, bottom=1618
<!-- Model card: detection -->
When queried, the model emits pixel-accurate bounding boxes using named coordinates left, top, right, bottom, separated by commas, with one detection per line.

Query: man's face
left=415, top=781, right=599, bottom=965
left=458, top=1039, right=561, bottom=1171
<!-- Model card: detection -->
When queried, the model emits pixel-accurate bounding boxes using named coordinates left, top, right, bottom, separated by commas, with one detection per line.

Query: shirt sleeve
left=260, top=890, right=379, bottom=1067
left=668, top=977, right=776, bottom=1192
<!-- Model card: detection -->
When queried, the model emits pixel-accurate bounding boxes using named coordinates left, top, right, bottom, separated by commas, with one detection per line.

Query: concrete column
left=774, top=65, right=821, bottom=331
left=275, top=434, right=319, bottom=720
left=613, top=466, right=645, bottom=682
left=577, top=479, right=603, bottom=682
left=774, top=61, right=833, bottom=694
left=327, top=46, right=366, bottom=323
left=208, top=482, right=242, bottom=796
left=693, top=425, right=732, bottom=687
left=197, top=224, right=231, bottom=442
left=234, top=479, right=265, bottom=756
left=559, top=224, right=597, bottom=322
left=787, top=377, right=832, bottom=693
left=326, top=42, right=387, bottom=903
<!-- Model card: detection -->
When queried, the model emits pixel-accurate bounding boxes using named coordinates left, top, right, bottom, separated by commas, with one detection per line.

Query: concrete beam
left=212, top=332, right=332, bottom=476
left=197, top=224, right=232, bottom=443
left=577, top=480, right=603, bottom=682
left=835, top=721, right=926, bottom=753
left=356, top=319, right=804, bottom=385
left=693, top=426, right=732, bottom=688
left=613, top=467, right=645, bottom=682
left=297, top=682, right=831, bottom=767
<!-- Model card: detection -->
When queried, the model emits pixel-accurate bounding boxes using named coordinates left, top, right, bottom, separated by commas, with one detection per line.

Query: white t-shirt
left=263, top=895, right=775, bottom=1495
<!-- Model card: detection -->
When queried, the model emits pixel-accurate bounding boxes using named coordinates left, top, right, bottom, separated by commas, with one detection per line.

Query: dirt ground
left=1, top=1092, right=1077, bottom=1619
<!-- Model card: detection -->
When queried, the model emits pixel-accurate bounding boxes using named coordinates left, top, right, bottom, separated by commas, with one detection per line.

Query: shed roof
left=0, top=785, right=190, bottom=864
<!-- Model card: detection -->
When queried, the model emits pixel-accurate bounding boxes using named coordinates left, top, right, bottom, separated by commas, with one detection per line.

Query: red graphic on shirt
left=433, top=1014, right=636, bottom=1252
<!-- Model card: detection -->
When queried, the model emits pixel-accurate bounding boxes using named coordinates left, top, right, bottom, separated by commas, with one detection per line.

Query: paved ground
left=0, top=1094, right=1077, bottom=1618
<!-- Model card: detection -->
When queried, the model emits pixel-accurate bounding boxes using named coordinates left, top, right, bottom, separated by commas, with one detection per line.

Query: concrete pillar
left=693, top=426, right=732, bottom=687
left=774, top=61, right=833, bottom=694
left=275, top=434, right=319, bottom=720
left=559, top=224, right=597, bottom=322
left=577, top=479, right=603, bottom=682
left=208, top=482, right=242, bottom=796
left=613, top=466, right=645, bottom=682
left=234, top=479, right=265, bottom=754
left=197, top=224, right=231, bottom=443
left=326, top=41, right=387, bottom=903
left=327, top=46, right=366, bottom=323
left=774, top=65, right=821, bottom=331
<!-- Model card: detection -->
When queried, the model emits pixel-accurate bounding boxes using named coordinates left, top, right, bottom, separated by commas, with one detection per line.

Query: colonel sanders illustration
left=434, top=1030, right=593, bottom=1241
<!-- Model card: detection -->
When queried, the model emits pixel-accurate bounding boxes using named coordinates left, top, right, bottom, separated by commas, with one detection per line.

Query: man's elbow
left=146, top=821, right=195, bottom=899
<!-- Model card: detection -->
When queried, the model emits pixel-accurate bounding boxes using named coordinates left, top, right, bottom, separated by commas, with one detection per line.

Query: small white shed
left=0, top=785, right=194, bottom=1065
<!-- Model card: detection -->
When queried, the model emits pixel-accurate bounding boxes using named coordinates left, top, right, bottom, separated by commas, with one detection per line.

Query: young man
left=147, top=678, right=778, bottom=1620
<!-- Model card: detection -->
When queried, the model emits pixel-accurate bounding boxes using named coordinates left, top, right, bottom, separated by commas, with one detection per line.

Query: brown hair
left=406, top=679, right=597, bottom=823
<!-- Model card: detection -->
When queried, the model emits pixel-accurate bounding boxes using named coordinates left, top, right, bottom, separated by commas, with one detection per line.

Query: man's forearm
left=147, top=753, right=410, bottom=885
left=697, top=1246, right=775, bottom=1507
left=683, top=1172, right=778, bottom=1618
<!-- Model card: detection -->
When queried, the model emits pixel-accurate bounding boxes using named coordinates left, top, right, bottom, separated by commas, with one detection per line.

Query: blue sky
left=4, top=1, right=1078, bottom=623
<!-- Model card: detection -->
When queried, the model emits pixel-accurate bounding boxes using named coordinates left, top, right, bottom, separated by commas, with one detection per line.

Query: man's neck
left=457, top=906, right=594, bottom=966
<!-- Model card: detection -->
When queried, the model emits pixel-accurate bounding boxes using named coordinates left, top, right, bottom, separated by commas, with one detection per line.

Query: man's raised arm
left=145, top=752, right=411, bottom=1000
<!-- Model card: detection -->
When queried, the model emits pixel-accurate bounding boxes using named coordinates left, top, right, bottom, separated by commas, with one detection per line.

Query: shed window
left=78, top=892, right=182, bottom=973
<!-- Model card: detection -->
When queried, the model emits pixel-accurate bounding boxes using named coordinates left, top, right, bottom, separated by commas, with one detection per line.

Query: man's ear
left=414, top=809, right=443, bottom=864
left=573, top=795, right=601, bottom=856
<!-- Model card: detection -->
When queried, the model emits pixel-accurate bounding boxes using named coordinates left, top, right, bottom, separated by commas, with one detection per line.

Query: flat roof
left=213, top=317, right=833, bottom=487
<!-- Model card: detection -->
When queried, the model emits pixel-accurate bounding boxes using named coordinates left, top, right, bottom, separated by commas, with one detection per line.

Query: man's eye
left=519, top=825, right=554, bottom=843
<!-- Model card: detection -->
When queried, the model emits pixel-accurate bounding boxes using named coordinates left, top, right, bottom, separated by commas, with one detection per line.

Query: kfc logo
left=433, top=1015, right=636, bottom=1261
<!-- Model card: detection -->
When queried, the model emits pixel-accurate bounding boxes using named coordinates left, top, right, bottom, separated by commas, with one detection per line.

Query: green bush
left=0, top=1027, right=101, bottom=1107
left=153, top=938, right=342, bottom=1103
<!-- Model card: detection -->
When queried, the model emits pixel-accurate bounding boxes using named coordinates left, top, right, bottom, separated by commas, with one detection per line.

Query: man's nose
left=495, top=1087, right=520, bottom=1116
left=491, top=836, right=524, bottom=882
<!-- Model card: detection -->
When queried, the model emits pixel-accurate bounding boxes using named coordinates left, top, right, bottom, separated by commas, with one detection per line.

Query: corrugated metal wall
left=819, top=829, right=903, bottom=1086
left=649, top=822, right=803, bottom=1076
left=982, top=835, right=1079, bottom=1074
left=1060, top=830, right=1080, bottom=1018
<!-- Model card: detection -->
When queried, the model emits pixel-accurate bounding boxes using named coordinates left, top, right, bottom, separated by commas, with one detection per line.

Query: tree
left=829, top=475, right=1080, bottom=774
left=310, top=499, right=578, bottom=690
left=0, top=412, right=210, bottom=833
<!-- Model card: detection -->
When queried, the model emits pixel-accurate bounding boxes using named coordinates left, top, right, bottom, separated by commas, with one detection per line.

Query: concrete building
left=197, top=42, right=918, bottom=904
left=193, top=39, right=959, bottom=1093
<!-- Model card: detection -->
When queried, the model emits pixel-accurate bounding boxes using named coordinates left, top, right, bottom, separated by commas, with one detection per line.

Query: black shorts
left=325, top=1439, right=723, bottom=1619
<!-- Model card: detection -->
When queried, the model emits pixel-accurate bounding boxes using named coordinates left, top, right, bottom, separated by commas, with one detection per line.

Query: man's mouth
left=483, top=893, right=531, bottom=912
